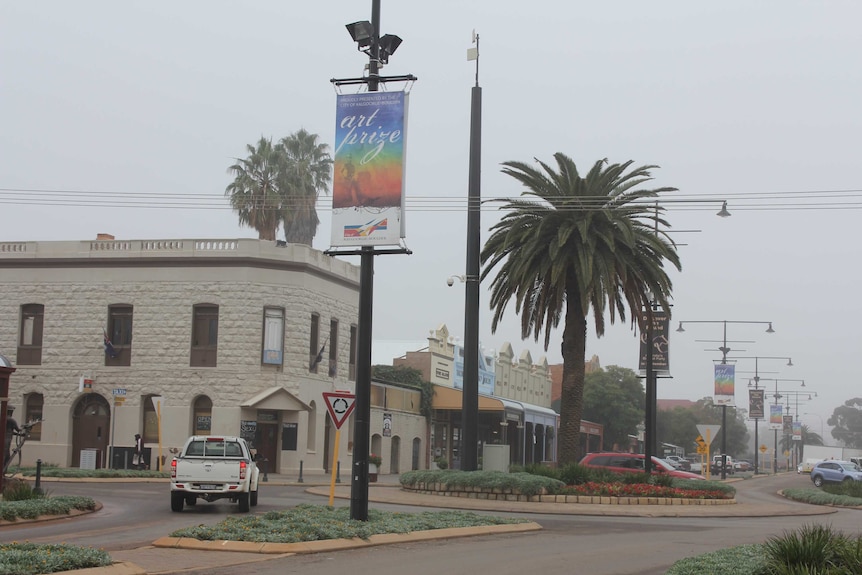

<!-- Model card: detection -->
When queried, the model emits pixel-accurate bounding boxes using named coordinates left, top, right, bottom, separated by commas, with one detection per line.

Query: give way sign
left=323, top=391, right=356, bottom=430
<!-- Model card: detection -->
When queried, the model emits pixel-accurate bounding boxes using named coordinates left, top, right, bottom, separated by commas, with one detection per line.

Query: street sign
left=696, top=445, right=707, bottom=454
left=323, top=391, right=356, bottom=430
left=112, top=388, right=127, bottom=397
left=759, top=444, right=768, bottom=453
left=695, top=435, right=706, bottom=448
left=696, top=424, right=721, bottom=444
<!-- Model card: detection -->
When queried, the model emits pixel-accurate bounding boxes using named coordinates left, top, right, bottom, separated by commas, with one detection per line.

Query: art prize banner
left=792, top=421, right=802, bottom=441
left=714, top=364, right=735, bottom=406
left=638, top=310, right=670, bottom=376
left=769, top=404, right=784, bottom=430
left=331, top=91, right=408, bottom=247
left=783, top=415, right=793, bottom=434
left=749, top=388, right=765, bottom=419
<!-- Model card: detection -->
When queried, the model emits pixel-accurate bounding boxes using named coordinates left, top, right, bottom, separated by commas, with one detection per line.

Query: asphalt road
left=2, top=473, right=859, bottom=575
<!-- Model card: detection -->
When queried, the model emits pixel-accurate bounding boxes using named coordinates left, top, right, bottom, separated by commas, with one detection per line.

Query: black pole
left=720, top=405, right=728, bottom=480
left=461, top=67, right=482, bottom=473
left=350, top=247, right=374, bottom=520
left=754, top=418, right=759, bottom=474
left=644, top=309, right=655, bottom=474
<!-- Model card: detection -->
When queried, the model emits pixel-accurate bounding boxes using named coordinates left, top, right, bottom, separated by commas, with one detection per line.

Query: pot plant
left=368, top=453, right=382, bottom=482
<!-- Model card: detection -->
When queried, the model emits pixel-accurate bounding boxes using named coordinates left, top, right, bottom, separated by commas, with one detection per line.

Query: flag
left=104, top=329, right=118, bottom=358
left=310, top=338, right=327, bottom=370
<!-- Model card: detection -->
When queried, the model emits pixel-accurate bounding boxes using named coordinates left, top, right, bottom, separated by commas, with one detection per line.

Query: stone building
left=0, top=236, right=426, bottom=475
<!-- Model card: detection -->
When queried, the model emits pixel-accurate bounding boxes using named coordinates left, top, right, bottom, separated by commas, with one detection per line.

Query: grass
left=12, top=466, right=169, bottom=479
left=0, top=543, right=112, bottom=575
left=170, top=504, right=530, bottom=543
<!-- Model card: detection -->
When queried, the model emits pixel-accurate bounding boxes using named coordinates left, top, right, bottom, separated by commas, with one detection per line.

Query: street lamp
left=724, top=355, right=793, bottom=475
left=676, top=320, right=774, bottom=479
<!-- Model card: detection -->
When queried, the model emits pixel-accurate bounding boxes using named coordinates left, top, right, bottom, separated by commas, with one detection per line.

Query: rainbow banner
left=714, top=364, right=735, bottom=406
left=331, top=91, right=408, bottom=247
left=769, top=404, right=784, bottom=430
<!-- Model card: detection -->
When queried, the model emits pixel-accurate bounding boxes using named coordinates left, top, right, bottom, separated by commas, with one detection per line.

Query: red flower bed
left=558, top=481, right=728, bottom=499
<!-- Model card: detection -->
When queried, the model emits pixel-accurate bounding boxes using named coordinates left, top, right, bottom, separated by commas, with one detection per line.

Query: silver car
left=810, top=460, right=862, bottom=487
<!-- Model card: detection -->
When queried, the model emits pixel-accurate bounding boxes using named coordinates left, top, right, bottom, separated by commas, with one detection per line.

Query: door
left=71, top=394, right=110, bottom=467
left=255, top=422, right=278, bottom=475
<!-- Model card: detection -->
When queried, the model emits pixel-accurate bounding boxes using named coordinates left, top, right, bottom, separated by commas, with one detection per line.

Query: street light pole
left=724, top=355, right=793, bottom=474
left=756, top=378, right=808, bottom=474
left=676, top=320, right=774, bottom=479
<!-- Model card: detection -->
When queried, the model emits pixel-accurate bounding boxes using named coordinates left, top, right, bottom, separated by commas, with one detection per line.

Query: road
left=2, top=473, right=859, bottom=575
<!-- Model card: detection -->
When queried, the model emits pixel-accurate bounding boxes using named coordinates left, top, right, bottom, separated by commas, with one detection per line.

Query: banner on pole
left=749, top=388, right=765, bottom=419
left=714, top=364, right=735, bottom=406
left=769, top=404, right=784, bottom=430
left=331, top=91, right=408, bottom=247
left=638, top=310, right=670, bottom=376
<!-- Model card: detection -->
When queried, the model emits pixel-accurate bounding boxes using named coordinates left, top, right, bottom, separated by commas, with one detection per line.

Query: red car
left=580, top=452, right=706, bottom=480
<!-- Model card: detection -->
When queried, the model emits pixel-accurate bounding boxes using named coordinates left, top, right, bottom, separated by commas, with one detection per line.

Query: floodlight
left=346, top=21, right=374, bottom=48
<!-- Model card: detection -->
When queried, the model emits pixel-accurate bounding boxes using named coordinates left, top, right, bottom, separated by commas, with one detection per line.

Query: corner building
left=0, top=236, right=402, bottom=475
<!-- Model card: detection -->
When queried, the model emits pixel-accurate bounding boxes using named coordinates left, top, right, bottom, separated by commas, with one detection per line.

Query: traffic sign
left=696, top=424, right=721, bottom=445
left=695, top=435, right=706, bottom=448
left=323, top=391, right=356, bottom=430
left=759, top=444, right=768, bottom=453
left=696, top=445, right=707, bottom=454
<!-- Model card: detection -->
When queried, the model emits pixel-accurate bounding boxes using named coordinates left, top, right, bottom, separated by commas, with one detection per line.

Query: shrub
left=823, top=480, right=862, bottom=499
left=0, top=543, right=112, bottom=575
left=2, top=479, right=47, bottom=502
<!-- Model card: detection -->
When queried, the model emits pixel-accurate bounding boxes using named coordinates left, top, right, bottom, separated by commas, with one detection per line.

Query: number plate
left=198, top=484, right=219, bottom=490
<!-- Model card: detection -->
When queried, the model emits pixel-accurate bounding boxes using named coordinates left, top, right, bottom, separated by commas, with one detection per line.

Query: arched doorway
left=389, top=436, right=401, bottom=474
left=71, top=394, right=111, bottom=468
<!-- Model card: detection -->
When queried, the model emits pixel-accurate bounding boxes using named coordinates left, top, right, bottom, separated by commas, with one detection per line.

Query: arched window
left=307, top=400, right=317, bottom=451
left=193, top=396, right=212, bottom=436
left=143, top=394, right=160, bottom=443
left=24, top=393, right=43, bottom=441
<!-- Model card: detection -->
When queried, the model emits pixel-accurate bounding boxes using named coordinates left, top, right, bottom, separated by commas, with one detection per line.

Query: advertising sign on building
left=638, top=310, right=670, bottom=376
left=452, top=344, right=496, bottom=396
left=331, top=91, right=408, bottom=247
left=714, top=364, right=735, bottom=406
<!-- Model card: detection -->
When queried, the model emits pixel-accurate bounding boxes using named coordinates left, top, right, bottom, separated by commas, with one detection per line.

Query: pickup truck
left=170, top=435, right=260, bottom=512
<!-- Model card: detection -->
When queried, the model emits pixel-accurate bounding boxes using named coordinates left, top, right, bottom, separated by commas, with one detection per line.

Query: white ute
left=170, top=435, right=260, bottom=512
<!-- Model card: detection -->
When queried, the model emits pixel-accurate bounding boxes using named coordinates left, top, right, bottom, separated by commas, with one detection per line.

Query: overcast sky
left=3, top=2, right=860, bottom=442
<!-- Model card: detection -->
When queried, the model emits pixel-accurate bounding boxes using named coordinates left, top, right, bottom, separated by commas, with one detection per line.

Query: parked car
left=711, top=454, right=735, bottom=475
left=579, top=452, right=705, bottom=480
left=733, top=460, right=752, bottom=472
left=809, top=460, right=862, bottom=487
left=798, top=459, right=819, bottom=474
left=664, top=456, right=691, bottom=471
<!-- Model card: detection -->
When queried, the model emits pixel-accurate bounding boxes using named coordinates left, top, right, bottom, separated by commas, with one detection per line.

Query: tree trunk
left=558, top=295, right=587, bottom=465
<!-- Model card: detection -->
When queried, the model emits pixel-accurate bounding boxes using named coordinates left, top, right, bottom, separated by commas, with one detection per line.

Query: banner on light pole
left=714, top=364, right=735, bottom=406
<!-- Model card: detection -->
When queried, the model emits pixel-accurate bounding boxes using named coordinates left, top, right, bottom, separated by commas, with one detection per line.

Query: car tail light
left=239, top=460, right=247, bottom=480
left=171, top=458, right=177, bottom=479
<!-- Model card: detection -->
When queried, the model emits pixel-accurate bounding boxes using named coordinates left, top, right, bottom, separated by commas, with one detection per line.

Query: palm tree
left=278, top=129, right=333, bottom=245
left=480, top=154, right=681, bottom=464
left=225, top=137, right=283, bottom=241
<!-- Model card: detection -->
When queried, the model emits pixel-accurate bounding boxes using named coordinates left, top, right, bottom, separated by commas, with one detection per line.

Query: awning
left=241, top=386, right=311, bottom=412
left=432, top=384, right=506, bottom=412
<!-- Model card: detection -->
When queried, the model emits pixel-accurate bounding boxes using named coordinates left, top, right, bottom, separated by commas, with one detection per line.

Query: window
left=349, top=324, right=357, bottom=380
left=194, top=396, right=212, bottom=436
left=262, top=307, right=284, bottom=365
left=24, top=393, right=43, bottom=441
left=143, top=394, right=159, bottom=443
left=309, top=313, right=320, bottom=372
left=190, top=304, right=218, bottom=367
left=106, top=304, right=133, bottom=367
left=329, top=319, right=338, bottom=377
left=17, top=304, right=44, bottom=365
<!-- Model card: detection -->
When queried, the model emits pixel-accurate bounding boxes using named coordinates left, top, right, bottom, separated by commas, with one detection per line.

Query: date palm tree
left=278, top=129, right=333, bottom=245
left=481, top=154, right=681, bottom=464
left=225, top=137, right=283, bottom=241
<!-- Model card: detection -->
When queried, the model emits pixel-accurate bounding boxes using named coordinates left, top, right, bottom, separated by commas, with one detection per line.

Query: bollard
left=298, top=460, right=304, bottom=483
left=34, top=459, right=43, bottom=495
left=336, top=461, right=341, bottom=483
left=262, top=458, right=269, bottom=482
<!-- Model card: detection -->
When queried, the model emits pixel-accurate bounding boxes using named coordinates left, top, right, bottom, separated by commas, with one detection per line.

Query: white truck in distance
left=170, top=436, right=260, bottom=513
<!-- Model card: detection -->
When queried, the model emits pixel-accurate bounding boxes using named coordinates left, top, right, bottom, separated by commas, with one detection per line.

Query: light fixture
left=345, top=21, right=374, bottom=48
left=378, top=34, right=402, bottom=63
left=717, top=201, right=731, bottom=217
left=800, top=380, right=805, bottom=387
left=766, top=322, right=775, bottom=333
left=787, top=358, right=793, bottom=366
left=676, top=321, right=685, bottom=332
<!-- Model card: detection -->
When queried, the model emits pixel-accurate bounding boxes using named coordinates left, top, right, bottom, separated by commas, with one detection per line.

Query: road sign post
left=323, top=392, right=356, bottom=506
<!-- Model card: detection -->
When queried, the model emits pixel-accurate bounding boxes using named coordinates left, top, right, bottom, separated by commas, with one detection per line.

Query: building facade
left=0, top=237, right=426, bottom=475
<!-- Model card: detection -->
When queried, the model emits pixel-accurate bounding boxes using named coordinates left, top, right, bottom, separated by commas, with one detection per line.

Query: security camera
left=446, top=277, right=454, bottom=287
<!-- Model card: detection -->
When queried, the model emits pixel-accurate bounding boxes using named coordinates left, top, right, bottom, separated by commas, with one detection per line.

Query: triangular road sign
left=323, top=391, right=356, bottom=430
left=696, top=424, right=721, bottom=445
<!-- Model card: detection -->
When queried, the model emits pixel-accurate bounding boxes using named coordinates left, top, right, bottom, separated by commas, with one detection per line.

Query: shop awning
left=432, top=384, right=507, bottom=412
left=241, top=386, right=311, bottom=412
